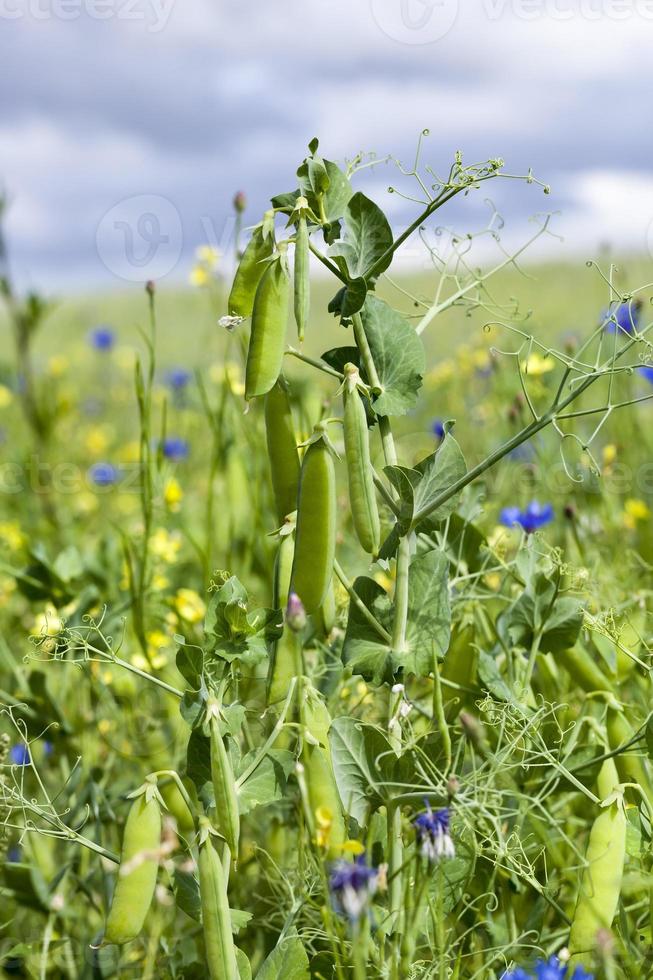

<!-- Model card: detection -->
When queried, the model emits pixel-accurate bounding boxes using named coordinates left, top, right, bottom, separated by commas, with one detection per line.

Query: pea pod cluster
left=104, top=781, right=162, bottom=945
left=264, top=377, right=300, bottom=523
left=290, top=425, right=337, bottom=615
left=198, top=825, right=239, bottom=980
left=568, top=758, right=626, bottom=967
left=245, top=254, right=290, bottom=400
left=342, top=363, right=380, bottom=556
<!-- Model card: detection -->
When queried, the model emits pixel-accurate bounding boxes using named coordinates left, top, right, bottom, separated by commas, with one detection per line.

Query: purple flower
left=286, top=591, right=307, bottom=632
left=161, top=437, right=189, bottom=461
left=500, top=501, right=554, bottom=534
left=502, top=957, right=593, bottom=980
left=432, top=419, right=445, bottom=440
left=602, top=300, right=641, bottom=335
left=88, top=325, right=115, bottom=351
left=89, top=462, right=119, bottom=487
left=329, top=854, right=377, bottom=922
left=165, top=368, right=192, bottom=391
left=10, top=744, right=30, bottom=766
left=413, top=802, right=455, bottom=862
left=7, top=845, right=21, bottom=863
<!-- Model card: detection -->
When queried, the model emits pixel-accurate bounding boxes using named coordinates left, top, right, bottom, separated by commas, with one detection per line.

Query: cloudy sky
left=2, top=0, right=653, bottom=291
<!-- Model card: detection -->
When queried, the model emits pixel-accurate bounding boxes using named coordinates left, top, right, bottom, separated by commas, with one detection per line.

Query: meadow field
left=1, top=152, right=653, bottom=979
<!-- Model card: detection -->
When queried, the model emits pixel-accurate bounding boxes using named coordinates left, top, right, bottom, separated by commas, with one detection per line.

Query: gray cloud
left=1, top=0, right=652, bottom=290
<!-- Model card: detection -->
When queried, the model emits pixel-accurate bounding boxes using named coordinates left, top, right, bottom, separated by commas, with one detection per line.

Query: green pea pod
left=228, top=222, right=274, bottom=318
left=268, top=528, right=302, bottom=703
left=301, top=742, right=347, bottom=858
left=105, top=789, right=162, bottom=945
left=160, top=778, right=196, bottom=835
left=290, top=428, right=337, bottom=614
left=557, top=645, right=612, bottom=693
left=342, top=364, right=380, bottom=556
left=245, top=256, right=290, bottom=400
left=568, top=759, right=626, bottom=966
left=317, top=577, right=336, bottom=636
left=264, top=379, right=300, bottom=522
left=209, top=712, right=240, bottom=859
left=606, top=707, right=653, bottom=810
left=293, top=214, right=310, bottom=342
left=198, top=831, right=239, bottom=980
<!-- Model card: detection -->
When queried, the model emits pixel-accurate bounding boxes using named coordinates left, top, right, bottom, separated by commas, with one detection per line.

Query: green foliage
left=1, top=139, right=652, bottom=980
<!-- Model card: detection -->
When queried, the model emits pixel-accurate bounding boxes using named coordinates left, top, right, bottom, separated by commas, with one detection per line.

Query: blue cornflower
left=161, top=437, right=189, bottom=461
left=500, top=501, right=554, bottom=535
left=7, top=845, right=21, bottom=863
left=432, top=419, right=445, bottom=440
left=639, top=366, right=653, bottom=384
left=9, top=744, right=30, bottom=766
left=602, top=300, right=641, bottom=335
left=89, top=462, right=119, bottom=487
left=165, top=368, right=192, bottom=391
left=502, top=956, right=593, bottom=980
left=88, top=325, right=115, bottom=351
left=413, top=802, right=455, bottom=861
left=329, top=854, right=377, bottom=922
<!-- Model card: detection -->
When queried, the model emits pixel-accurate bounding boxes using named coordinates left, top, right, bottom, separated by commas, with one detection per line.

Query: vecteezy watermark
left=370, top=0, right=460, bottom=44
left=96, top=194, right=183, bottom=283
left=0, top=0, right=175, bottom=32
left=484, top=0, right=653, bottom=19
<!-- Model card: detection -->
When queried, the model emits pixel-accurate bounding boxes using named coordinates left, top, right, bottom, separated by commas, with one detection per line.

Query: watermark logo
left=95, top=194, right=182, bottom=283
left=370, top=0, right=459, bottom=43
left=0, top=0, right=175, bottom=32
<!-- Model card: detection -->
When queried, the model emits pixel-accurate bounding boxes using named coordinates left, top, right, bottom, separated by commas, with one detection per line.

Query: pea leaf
left=236, top=749, right=294, bottom=815
left=329, top=192, right=393, bottom=281
left=342, top=576, right=393, bottom=685
left=274, top=158, right=352, bottom=230
left=502, top=573, right=584, bottom=654
left=402, top=551, right=451, bottom=676
left=385, top=429, right=466, bottom=534
left=329, top=716, right=391, bottom=826
left=360, top=295, right=425, bottom=417
left=256, top=935, right=310, bottom=980
left=204, top=575, right=282, bottom=666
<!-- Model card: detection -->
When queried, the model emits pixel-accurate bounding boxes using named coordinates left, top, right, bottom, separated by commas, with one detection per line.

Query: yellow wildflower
left=315, top=806, right=333, bottom=849
left=174, top=588, right=206, bottom=624
left=0, top=522, right=24, bottom=551
left=120, top=440, right=141, bottom=464
left=85, top=426, right=112, bottom=455
left=210, top=361, right=245, bottom=396
left=521, top=352, right=555, bottom=376
left=0, top=384, right=13, bottom=407
left=48, top=355, right=68, bottom=377
left=624, top=498, right=651, bottom=529
left=149, top=528, right=182, bottom=564
left=603, top=444, right=617, bottom=467
left=426, top=360, right=455, bottom=386
left=164, top=477, right=183, bottom=512
left=195, top=245, right=222, bottom=268
left=31, top=604, right=63, bottom=637
left=189, top=264, right=210, bottom=288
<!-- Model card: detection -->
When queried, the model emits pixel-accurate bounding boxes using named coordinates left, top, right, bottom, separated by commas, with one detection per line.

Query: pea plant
left=3, top=139, right=653, bottom=980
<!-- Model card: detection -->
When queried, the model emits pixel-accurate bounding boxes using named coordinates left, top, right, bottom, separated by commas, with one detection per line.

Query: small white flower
left=218, top=314, right=244, bottom=332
